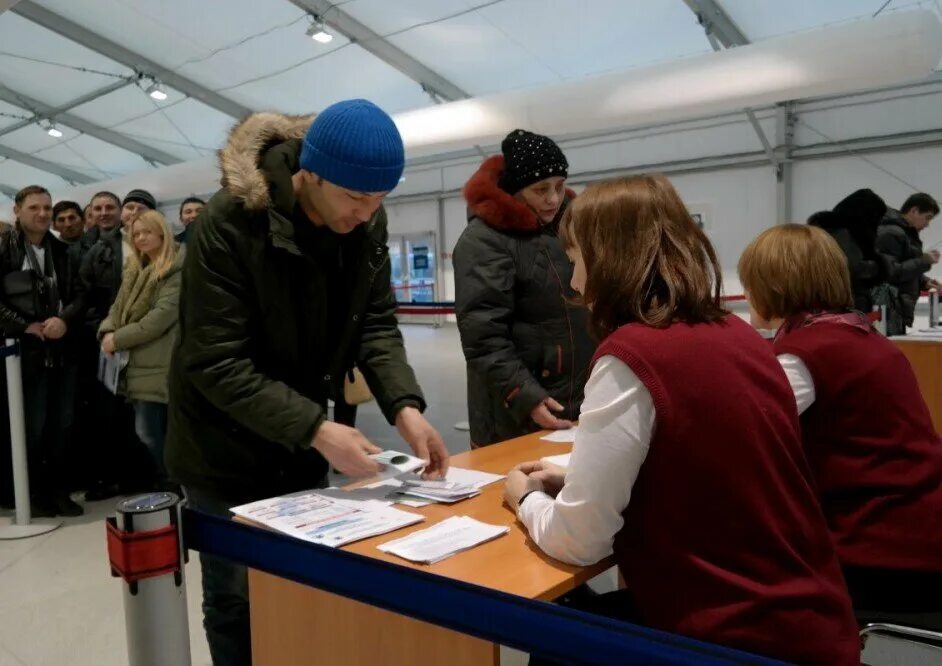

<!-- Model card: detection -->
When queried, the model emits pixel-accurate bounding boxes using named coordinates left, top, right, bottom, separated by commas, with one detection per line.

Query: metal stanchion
left=929, top=289, right=938, bottom=328
left=108, top=492, right=191, bottom=666
left=0, top=338, right=61, bottom=539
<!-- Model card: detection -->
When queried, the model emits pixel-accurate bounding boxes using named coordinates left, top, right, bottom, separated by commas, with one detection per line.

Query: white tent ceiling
left=0, top=0, right=938, bottom=195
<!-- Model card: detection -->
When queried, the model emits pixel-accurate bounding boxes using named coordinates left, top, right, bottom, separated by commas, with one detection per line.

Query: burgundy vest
left=776, top=317, right=942, bottom=571
left=595, top=315, right=858, bottom=665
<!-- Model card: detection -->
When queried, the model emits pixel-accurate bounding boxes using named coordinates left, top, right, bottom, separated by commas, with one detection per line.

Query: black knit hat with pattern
left=497, top=129, right=568, bottom=195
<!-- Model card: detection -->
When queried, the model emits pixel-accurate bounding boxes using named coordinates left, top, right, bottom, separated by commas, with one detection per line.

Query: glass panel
left=388, top=238, right=406, bottom=302
left=405, top=234, right=436, bottom=303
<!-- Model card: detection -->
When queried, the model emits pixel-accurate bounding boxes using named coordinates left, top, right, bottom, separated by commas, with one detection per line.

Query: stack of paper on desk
left=378, top=516, right=510, bottom=564
left=365, top=467, right=506, bottom=507
left=230, top=491, right=423, bottom=548
left=393, top=478, right=480, bottom=503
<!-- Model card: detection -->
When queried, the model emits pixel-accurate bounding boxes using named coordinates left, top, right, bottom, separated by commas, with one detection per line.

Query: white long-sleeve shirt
left=777, top=353, right=816, bottom=415
left=518, top=355, right=655, bottom=565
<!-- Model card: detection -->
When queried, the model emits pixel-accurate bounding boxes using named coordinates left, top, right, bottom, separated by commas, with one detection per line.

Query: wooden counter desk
left=892, top=336, right=942, bottom=433
left=246, top=431, right=614, bottom=665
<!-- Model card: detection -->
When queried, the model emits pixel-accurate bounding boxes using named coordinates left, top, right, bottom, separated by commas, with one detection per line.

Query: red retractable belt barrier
left=106, top=518, right=181, bottom=583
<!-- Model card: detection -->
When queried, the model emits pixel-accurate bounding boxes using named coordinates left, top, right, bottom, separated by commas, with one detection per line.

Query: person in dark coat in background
left=877, top=192, right=940, bottom=333
left=175, top=196, right=205, bottom=244
left=808, top=188, right=887, bottom=313
left=454, top=130, right=596, bottom=448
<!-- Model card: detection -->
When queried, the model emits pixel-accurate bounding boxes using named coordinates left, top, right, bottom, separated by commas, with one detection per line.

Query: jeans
left=21, top=343, right=77, bottom=498
left=134, top=401, right=167, bottom=478
left=185, top=488, right=252, bottom=666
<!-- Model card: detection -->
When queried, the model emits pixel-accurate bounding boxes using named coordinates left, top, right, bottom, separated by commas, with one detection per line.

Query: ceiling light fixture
left=145, top=80, right=168, bottom=101
left=306, top=16, right=333, bottom=43
left=40, top=120, right=63, bottom=138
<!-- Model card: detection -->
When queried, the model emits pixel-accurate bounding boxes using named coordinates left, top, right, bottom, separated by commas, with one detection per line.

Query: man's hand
left=101, top=332, right=116, bottom=354
left=42, top=316, right=67, bottom=340
left=311, top=421, right=382, bottom=477
left=928, top=250, right=941, bottom=265
left=530, top=397, right=574, bottom=430
left=504, top=468, right=545, bottom=508
left=25, top=322, right=44, bottom=340
left=927, top=278, right=942, bottom=291
left=513, top=460, right=567, bottom=498
left=395, top=406, right=449, bottom=479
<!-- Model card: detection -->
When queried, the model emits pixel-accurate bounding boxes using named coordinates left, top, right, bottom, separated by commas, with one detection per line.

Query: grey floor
left=0, top=324, right=935, bottom=665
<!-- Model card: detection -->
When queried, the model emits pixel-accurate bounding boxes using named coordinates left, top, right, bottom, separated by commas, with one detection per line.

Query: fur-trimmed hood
left=218, top=112, right=315, bottom=211
left=463, top=155, right=575, bottom=232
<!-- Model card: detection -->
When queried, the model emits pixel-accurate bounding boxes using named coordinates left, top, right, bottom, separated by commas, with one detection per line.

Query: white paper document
left=378, top=516, right=510, bottom=564
left=230, top=491, right=423, bottom=548
left=540, top=428, right=577, bottom=443
left=97, top=350, right=128, bottom=395
left=540, top=453, right=571, bottom=468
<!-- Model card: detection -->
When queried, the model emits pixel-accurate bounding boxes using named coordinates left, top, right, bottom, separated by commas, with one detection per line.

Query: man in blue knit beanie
left=166, top=99, right=449, bottom=666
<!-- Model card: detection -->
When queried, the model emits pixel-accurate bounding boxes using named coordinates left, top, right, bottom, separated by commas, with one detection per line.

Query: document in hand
left=378, top=516, right=510, bottom=564
left=230, top=491, right=423, bottom=548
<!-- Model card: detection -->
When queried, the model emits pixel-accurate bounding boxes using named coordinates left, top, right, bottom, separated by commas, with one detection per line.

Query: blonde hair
left=130, top=210, right=176, bottom=278
left=738, top=224, right=853, bottom=321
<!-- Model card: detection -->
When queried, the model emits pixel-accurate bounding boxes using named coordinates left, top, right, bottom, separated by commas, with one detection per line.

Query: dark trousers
left=134, top=401, right=167, bottom=478
left=844, top=565, right=942, bottom=630
left=21, top=344, right=77, bottom=498
left=82, top=332, right=151, bottom=490
left=186, top=488, right=252, bottom=666
left=186, top=474, right=329, bottom=666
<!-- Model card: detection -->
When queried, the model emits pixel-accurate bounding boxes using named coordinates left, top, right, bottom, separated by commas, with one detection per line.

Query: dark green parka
left=166, top=112, right=425, bottom=500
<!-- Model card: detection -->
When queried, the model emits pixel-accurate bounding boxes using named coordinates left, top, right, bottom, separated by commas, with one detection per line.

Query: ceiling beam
left=0, top=183, right=19, bottom=198
left=0, top=81, right=182, bottom=166
left=682, top=0, right=749, bottom=48
left=12, top=0, right=251, bottom=119
left=287, top=0, right=469, bottom=101
left=0, top=146, right=94, bottom=184
left=0, top=1, right=22, bottom=13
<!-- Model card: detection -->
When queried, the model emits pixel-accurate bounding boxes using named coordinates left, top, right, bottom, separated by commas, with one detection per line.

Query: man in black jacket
left=0, top=186, right=85, bottom=516
left=878, top=192, right=940, bottom=332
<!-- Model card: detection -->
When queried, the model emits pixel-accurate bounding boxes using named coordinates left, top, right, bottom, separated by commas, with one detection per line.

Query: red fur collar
left=463, top=155, right=575, bottom=232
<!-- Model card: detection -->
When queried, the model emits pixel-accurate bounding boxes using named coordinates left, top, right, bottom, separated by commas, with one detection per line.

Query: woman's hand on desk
left=504, top=460, right=567, bottom=507
left=504, top=468, right=544, bottom=508
left=524, top=461, right=566, bottom=498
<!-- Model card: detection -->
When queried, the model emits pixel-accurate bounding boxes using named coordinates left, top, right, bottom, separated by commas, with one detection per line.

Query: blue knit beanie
left=299, top=99, right=405, bottom=193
